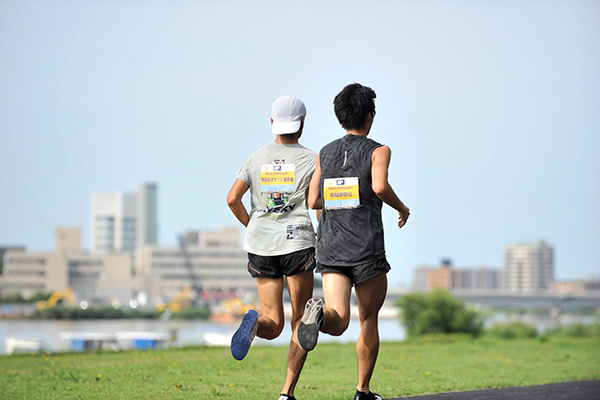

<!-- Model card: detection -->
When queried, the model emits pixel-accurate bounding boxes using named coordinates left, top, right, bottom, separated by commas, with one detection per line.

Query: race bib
left=323, top=177, right=360, bottom=209
left=261, top=164, right=296, bottom=193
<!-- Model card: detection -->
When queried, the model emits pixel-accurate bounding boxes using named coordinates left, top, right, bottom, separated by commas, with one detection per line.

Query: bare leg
left=280, top=272, right=314, bottom=397
left=255, top=277, right=285, bottom=340
left=321, top=272, right=352, bottom=336
left=354, top=274, right=387, bottom=392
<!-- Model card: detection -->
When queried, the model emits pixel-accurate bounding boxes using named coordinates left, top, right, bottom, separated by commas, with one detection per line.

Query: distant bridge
left=450, top=290, right=600, bottom=310
left=319, top=287, right=600, bottom=311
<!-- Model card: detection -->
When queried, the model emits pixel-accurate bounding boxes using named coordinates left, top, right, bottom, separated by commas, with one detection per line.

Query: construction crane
left=37, top=287, right=75, bottom=310
left=155, top=234, right=203, bottom=313
left=177, top=234, right=203, bottom=304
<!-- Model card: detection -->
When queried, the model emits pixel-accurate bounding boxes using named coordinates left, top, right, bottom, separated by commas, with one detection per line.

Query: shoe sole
left=231, top=310, right=258, bottom=360
left=298, top=298, right=323, bottom=352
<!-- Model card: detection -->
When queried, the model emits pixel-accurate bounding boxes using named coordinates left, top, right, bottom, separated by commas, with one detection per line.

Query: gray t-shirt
left=236, top=141, right=317, bottom=256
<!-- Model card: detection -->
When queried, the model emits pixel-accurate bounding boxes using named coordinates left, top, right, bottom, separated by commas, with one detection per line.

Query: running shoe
left=354, top=390, right=383, bottom=400
left=297, top=298, right=323, bottom=352
left=231, top=309, right=259, bottom=361
left=277, top=394, right=296, bottom=400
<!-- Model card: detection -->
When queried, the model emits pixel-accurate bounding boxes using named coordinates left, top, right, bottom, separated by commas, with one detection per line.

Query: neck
left=275, top=133, right=300, bottom=144
left=346, top=129, right=369, bottom=137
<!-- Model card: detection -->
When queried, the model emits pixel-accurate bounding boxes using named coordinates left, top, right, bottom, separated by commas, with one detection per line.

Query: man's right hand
left=398, top=207, right=410, bottom=229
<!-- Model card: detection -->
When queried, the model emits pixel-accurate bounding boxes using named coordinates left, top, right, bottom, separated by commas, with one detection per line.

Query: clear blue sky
left=1, top=0, right=599, bottom=286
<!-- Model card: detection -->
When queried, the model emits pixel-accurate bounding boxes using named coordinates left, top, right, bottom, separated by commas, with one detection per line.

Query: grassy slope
left=1, top=336, right=599, bottom=400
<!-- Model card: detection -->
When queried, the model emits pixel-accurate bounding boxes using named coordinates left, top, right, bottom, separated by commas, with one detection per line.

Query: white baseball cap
left=271, top=95, right=306, bottom=135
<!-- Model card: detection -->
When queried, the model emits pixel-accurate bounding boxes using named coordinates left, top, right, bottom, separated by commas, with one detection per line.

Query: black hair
left=333, top=83, right=376, bottom=131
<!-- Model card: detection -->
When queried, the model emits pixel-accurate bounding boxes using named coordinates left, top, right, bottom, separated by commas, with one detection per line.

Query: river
left=1, top=312, right=597, bottom=355
left=0, top=317, right=406, bottom=354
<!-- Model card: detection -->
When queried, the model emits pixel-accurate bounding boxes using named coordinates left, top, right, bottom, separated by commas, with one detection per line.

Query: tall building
left=135, top=183, right=158, bottom=250
left=90, top=183, right=158, bottom=254
left=504, top=240, right=554, bottom=292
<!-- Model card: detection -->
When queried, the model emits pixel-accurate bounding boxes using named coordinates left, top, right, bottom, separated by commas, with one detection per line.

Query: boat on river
left=5, top=336, right=45, bottom=354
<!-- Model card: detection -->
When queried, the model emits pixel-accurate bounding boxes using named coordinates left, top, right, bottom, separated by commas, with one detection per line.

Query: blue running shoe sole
left=231, top=309, right=259, bottom=361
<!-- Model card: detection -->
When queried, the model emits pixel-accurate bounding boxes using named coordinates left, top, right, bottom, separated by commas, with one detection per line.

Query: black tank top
left=316, top=134, right=386, bottom=266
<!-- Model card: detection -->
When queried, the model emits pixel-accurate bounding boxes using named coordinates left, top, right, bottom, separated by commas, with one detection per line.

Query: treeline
left=488, top=320, right=600, bottom=339
left=0, top=292, right=51, bottom=304
left=28, top=306, right=211, bottom=320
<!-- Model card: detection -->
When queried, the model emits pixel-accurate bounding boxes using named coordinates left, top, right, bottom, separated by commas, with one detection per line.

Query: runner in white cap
left=227, top=95, right=318, bottom=400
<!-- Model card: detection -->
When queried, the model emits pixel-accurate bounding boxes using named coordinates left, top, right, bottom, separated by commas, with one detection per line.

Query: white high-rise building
left=90, top=183, right=157, bottom=254
left=505, top=240, right=554, bottom=292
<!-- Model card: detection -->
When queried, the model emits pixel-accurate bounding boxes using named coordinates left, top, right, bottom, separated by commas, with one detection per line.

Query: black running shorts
left=316, top=257, right=390, bottom=286
left=247, top=247, right=316, bottom=279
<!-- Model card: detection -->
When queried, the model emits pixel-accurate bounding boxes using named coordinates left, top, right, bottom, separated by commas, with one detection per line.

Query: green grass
left=1, top=336, right=599, bottom=399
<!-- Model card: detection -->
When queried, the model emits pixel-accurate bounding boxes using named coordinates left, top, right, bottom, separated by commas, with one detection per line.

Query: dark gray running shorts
left=247, top=247, right=316, bottom=279
left=316, top=257, right=390, bottom=286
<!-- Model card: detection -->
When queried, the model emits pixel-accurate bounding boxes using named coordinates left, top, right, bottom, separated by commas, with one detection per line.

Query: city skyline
left=1, top=1, right=599, bottom=286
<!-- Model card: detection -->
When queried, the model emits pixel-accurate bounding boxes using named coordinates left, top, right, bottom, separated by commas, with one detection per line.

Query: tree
left=397, top=290, right=483, bottom=337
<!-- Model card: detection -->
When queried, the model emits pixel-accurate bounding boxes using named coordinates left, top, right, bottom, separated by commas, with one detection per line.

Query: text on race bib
left=261, top=164, right=296, bottom=193
left=323, top=177, right=360, bottom=209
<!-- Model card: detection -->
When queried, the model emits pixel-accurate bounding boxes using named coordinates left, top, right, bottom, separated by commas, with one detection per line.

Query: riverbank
left=0, top=316, right=407, bottom=354
left=1, top=336, right=598, bottom=399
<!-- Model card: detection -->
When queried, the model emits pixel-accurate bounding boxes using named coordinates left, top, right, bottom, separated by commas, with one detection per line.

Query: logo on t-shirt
left=286, top=224, right=311, bottom=240
left=258, top=193, right=296, bottom=215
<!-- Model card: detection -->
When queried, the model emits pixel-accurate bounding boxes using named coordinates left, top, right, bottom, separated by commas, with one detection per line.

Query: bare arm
left=371, top=146, right=410, bottom=228
left=308, top=154, right=323, bottom=210
left=226, top=179, right=251, bottom=227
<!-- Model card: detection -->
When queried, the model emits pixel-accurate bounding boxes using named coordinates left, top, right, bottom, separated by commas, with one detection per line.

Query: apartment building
left=505, top=240, right=554, bottom=292
left=0, top=246, right=25, bottom=274
left=553, top=277, right=600, bottom=294
left=0, top=250, right=68, bottom=298
left=427, top=259, right=453, bottom=290
left=0, top=227, right=133, bottom=305
left=413, top=259, right=502, bottom=292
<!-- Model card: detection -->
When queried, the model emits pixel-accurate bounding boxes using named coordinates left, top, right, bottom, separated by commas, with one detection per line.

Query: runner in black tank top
left=317, top=134, right=385, bottom=266
left=297, top=83, right=410, bottom=400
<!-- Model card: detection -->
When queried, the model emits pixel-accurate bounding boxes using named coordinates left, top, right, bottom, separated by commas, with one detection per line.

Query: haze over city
left=1, top=0, right=599, bottom=286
